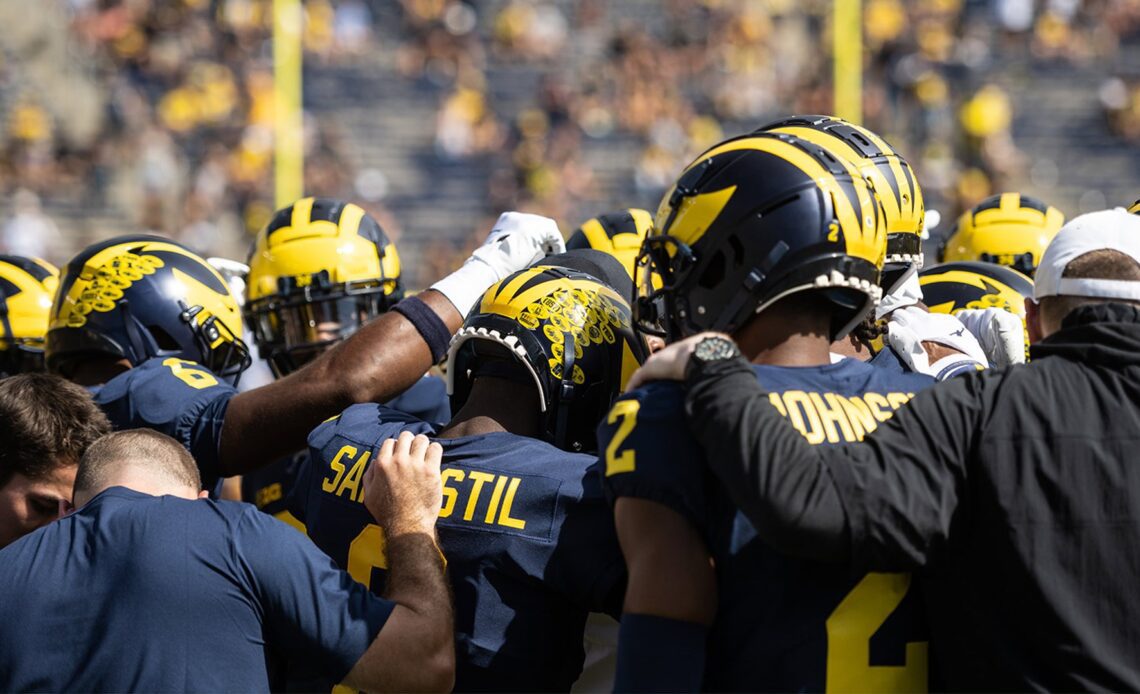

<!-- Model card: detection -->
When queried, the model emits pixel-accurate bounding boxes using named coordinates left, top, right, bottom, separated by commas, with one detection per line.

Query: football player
left=566, top=209, right=654, bottom=280
left=600, top=132, right=935, bottom=691
left=240, top=198, right=450, bottom=524
left=756, top=115, right=992, bottom=378
left=289, top=250, right=646, bottom=691
left=920, top=260, right=1034, bottom=365
left=938, top=192, right=1065, bottom=275
left=45, top=213, right=564, bottom=493
left=0, top=256, right=58, bottom=377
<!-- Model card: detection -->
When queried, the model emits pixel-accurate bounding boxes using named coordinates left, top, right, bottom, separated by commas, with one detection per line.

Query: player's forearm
left=683, top=356, right=851, bottom=562
left=314, top=290, right=462, bottom=406
left=218, top=291, right=462, bottom=475
left=347, top=532, right=454, bottom=692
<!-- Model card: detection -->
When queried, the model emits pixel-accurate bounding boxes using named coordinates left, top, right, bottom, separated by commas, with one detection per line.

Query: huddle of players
left=0, top=113, right=1110, bottom=691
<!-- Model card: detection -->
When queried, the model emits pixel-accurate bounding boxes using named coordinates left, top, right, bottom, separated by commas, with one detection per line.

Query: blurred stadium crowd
left=0, top=0, right=1139, bottom=286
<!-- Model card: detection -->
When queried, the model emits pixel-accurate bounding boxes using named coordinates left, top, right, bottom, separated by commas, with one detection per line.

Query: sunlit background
left=0, top=0, right=1138, bottom=287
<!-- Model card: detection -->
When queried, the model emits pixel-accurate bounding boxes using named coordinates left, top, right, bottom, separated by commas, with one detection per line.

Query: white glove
left=887, top=305, right=989, bottom=380
left=875, top=269, right=923, bottom=320
left=953, top=308, right=1026, bottom=367
left=431, top=211, right=566, bottom=315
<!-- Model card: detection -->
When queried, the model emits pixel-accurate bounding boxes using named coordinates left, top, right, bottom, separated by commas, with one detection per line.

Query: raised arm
left=219, top=213, right=564, bottom=475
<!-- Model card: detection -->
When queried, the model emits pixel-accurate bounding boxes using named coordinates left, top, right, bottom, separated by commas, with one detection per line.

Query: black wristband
left=392, top=296, right=452, bottom=364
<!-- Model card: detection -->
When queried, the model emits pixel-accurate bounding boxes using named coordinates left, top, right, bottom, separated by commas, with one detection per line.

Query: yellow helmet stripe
left=480, top=272, right=626, bottom=320
left=290, top=196, right=315, bottom=232
left=773, top=126, right=904, bottom=231
left=701, top=137, right=858, bottom=223
left=579, top=218, right=614, bottom=252
left=338, top=202, right=365, bottom=238
left=628, top=208, right=654, bottom=234
left=855, top=126, right=914, bottom=225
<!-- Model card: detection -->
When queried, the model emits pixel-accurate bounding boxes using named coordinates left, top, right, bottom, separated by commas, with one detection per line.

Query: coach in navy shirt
left=0, top=429, right=453, bottom=693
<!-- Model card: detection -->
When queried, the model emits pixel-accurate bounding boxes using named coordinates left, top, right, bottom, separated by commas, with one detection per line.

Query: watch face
left=695, top=336, right=737, bottom=362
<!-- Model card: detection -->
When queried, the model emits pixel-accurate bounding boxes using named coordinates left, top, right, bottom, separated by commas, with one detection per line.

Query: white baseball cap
left=1033, top=207, right=1140, bottom=301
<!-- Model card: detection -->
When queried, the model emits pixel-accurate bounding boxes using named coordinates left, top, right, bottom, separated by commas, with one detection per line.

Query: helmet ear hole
left=148, top=326, right=181, bottom=352
left=698, top=251, right=726, bottom=290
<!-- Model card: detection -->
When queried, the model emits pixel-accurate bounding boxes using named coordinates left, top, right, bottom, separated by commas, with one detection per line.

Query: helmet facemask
left=246, top=272, right=402, bottom=377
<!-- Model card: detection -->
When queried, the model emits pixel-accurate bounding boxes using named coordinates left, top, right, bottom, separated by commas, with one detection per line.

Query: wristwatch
left=688, top=335, right=741, bottom=378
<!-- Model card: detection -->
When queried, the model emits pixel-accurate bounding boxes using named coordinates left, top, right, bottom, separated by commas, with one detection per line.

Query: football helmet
left=635, top=131, right=885, bottom=343
left=566, top=209, right=654, bottom=281
left=0, top=255, right=58, bottom=376
left=46, top=235, right=250, bottom=382
left=245, top=197, right=403, bottom=377
left=1129, top=199, right=1139, bottom=215
left=447, top=261, right=647, bottom=452
left=757, top=114, right=925, bottom=293
left=938, top=193, right=1064, bottom=275
left=920, top=260, right=1033, bottom=359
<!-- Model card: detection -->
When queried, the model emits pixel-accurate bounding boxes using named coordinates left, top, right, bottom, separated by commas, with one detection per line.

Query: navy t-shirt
left=0, top=487, right=393, bottom=693
left=599, top=358, right=934, bottom=692
left=91, top=357, right=236, bottom=491
left=292, top=404, right=625, bottom=692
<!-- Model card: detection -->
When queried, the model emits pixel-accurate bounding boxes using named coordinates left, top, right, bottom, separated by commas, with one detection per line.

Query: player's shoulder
left=308, top=403, right=437, bottom=452
left=598, top=380, right=709, bottom=529
left=96, top=357, right=236, bottom=404
left=614, top=379, right=687, bottom=421
left=757, top=358, right=932, bottom=397
left=446, top=432, right=596, bottom=484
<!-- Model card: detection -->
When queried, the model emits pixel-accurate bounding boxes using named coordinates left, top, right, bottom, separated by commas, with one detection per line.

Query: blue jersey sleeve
left=598, top=382, right=709, bottom=534
left=233, top=506, right=394, bottom=681
left=93, top=358, right=236, bottom=490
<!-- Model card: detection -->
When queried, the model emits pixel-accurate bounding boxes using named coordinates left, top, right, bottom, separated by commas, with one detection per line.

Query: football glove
left=887, top=305, right=989, bottom=380
left=953, top=307, right=1026, bottom=367
left=431, top=211, right=566, bottom=315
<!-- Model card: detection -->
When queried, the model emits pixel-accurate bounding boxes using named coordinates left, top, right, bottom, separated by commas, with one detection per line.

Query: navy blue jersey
left=869, top=344, right=910, bottom=375
left=0, top=487, right=392, bottom=693
left=91, top=357, right=236, bottom=491
left=600, top=358, right=934, bottom=692
left=292, top=404, right=625, bottom=692
left=241, top=376, right=451, bottom=527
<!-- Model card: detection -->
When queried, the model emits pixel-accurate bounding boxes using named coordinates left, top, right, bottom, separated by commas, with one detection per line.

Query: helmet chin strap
left=553, top=330, right=579, bottom=451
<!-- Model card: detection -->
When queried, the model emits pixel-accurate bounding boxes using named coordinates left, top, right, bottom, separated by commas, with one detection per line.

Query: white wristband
left=430, top=257, right=500, bottom=317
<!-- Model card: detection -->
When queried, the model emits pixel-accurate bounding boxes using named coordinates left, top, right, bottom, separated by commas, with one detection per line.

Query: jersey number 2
left=825, top=572, right=928, bottom=692
left=605, top=400, right=641, bottom=476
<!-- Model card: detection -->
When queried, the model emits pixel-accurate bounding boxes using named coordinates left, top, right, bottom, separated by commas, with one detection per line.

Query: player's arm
left=342, top=432, right=454, bottom=692
left=613, top=498, right=716, bottom=693
left=219, top=213, right=564, bottom=476
left=683, top=352, right=979, bottom=572
left=600, top=389, right=716, bottom=692
left=241, top=433, right=452, bottom=692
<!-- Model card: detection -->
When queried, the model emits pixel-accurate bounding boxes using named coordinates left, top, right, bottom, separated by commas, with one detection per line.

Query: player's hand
left=430, top=211, right=566, bottom=315
left=364, top=432, right=443, bottom=537
left=625, top=333, right=721, bottom=391
left=953, top=307, right=1026, bottom=367
left=887, top=305, right=988, bottom=378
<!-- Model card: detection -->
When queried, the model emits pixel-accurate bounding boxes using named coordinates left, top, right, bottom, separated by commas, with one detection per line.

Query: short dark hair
left=1040, top=249, right=1140, bottom=327
left=0, top=373, right=112, bottom=488
left=74, top=430, right=201, bottom=498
